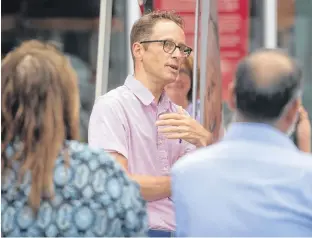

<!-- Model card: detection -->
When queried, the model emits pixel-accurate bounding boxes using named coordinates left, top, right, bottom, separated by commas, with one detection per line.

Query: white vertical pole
left=191, top=0, right=200, bottom=118
left=126, top=0, right=142, bottom=75
left=199, top=0, right=210, bottom=125
left=263, top=0, right=277, bottom=48
left=95, top=0, right=113, bottom=98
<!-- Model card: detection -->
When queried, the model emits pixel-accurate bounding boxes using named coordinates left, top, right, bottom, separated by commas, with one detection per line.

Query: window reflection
left=223, top=0, right=312, bottom=148
left=2, top=0, right=310, bottom=144
left=293, top=0, right=312, bottom=148
left=2, top=0, right=128, bottom=142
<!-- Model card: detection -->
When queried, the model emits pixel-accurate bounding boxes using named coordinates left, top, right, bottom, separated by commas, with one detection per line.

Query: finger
left=298, top=106, right=304, bottom=113
left=158, top=113, right=186, bottom=120
left=299, top=107, right=308, bottom=119
left=156, top=119, right=187, bottom=126
left=158, top=126, right=190, bottom=134
left=178, top=106, right=191, bottom=117
left=161, top=132, right=190, bottom=140
left=178, top=106, right=184, bottom=114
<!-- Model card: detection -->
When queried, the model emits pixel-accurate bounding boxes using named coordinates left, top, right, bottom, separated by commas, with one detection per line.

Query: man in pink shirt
left=88, top=10, right=212, bottom=236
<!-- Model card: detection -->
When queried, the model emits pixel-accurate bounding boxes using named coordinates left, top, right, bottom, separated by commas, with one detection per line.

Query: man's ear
left=227, top=81, right=237, bottom=112
left=132, top=42, right=144, bottom=61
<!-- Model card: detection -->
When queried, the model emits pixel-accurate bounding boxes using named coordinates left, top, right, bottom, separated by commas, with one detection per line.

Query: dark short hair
left=234, top=50, right=302, bottom=121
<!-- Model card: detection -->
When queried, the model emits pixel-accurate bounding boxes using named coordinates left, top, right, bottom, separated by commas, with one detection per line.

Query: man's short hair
left=234, top=49, right=302, bottom=122
left=130, top=10, right=184, bottom=58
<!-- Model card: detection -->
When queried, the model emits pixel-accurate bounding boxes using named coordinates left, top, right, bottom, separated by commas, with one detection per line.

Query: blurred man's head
left=130, top=10, right=192, bottom=87
left=228, top=49, right=302, bottom=135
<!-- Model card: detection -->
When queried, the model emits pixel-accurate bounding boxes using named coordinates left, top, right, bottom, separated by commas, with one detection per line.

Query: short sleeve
left=88, top=96, right=129, bottom=159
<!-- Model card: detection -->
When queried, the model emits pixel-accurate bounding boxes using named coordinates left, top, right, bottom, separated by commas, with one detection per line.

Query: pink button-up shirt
left=88, top=75, right=195, bottom=231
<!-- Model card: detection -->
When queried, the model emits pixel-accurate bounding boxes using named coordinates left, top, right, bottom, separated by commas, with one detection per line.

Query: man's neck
left=232, top=112, right=288, bottom=133
left=232, top=112, right=273, bottom=125
left=134, top=72, right=165, bottom=103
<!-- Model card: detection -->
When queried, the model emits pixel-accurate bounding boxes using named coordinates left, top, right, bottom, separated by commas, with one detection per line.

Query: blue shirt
left=1, top=140, right=148, bottom=237
left=172, top=123, right=312, bottom=236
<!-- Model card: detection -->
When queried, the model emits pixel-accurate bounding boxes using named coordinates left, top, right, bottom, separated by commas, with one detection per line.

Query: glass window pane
left=1, top=0, right=129, bottom=142
left=277, top=0, right=312, bottom=147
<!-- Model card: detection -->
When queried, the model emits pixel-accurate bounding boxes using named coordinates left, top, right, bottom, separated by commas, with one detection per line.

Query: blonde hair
left=181, top=55, right=200, bottom=101
left=1, top=40, right=80, bottom=211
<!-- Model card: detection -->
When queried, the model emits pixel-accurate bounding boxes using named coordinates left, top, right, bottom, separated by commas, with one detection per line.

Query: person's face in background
left=141, top=20, right=187, bottom=87
left=165, top=62, right=192, bottom=107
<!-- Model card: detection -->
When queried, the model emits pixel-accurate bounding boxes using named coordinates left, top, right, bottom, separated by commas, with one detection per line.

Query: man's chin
left=165, top=76, right=178, bottom=84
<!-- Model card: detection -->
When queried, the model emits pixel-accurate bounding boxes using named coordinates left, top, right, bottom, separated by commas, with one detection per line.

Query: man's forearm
left=109, top=151, right=171, bottom=202
left=129, top=175, right=171, bottom=202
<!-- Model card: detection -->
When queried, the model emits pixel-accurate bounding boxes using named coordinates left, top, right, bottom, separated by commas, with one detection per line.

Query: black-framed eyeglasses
left=140, top=40, right=192, bottom=57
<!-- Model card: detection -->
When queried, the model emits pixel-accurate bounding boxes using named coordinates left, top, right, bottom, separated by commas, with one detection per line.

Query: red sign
left=137, top=0, right=145, bottom=14
left=219, top=0, right=249, bottom=101
left=153, top=0, right=197, bottom=48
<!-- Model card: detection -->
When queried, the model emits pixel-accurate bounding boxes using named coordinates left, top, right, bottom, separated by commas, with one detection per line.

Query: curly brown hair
left=1, top=40, right=80, bottom=211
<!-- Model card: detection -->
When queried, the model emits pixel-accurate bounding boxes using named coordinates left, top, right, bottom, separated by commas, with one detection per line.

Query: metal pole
left=263, top=0, right=277, bottom=48
left=95, top=0, right=113, bottom=98
left=126, top=0, right=142, bottom=75
left=199, top=0, right=210, bottom=125
left=191, top=0, right=200, bottom=118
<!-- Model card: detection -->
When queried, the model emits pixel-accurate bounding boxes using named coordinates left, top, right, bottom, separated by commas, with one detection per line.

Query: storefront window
left=223, top=1, right=312, bottom=148
left=277, top=0, right=312, bottom=146
left=293, top=0, right=312, bottom=119
left=1, top=0, right=128, bottom=142
left=2, top=0, right=310, bottom=144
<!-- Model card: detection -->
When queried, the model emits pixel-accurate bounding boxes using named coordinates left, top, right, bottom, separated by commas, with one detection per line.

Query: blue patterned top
left=1, top=140, right=148, bottom=237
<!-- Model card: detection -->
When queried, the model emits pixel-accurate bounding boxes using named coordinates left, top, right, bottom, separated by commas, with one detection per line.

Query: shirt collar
left=124, top=75, right=171, bottom=110
left=223, top=122, right=298, bottom=151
